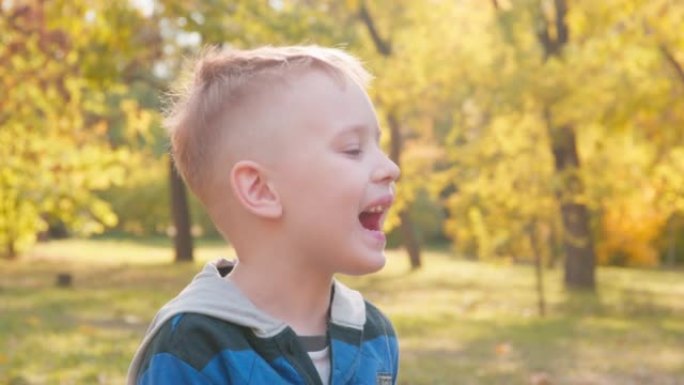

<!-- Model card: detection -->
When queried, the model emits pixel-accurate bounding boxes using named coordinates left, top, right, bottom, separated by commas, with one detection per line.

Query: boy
left=127, top=45, right=400, bottom=385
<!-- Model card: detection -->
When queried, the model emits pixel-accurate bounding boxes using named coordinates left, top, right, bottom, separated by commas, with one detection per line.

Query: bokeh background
left=1, top=1, right=683, bottom=384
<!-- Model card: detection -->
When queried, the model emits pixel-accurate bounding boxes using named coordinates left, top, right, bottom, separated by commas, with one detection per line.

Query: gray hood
left=126, top=258, right=366, bottom=385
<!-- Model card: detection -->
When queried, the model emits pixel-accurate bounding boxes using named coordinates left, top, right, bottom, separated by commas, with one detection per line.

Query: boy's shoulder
left=138, top=313, right=254, bottom=373
left=153, top=312, right=251, bottom=347
left=362, top=299, right=397, bottom=337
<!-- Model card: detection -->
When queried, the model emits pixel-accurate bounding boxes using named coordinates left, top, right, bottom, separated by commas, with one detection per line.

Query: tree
left=440, top=0, right=684, bottom=280
left=2, top=4, right=107, bottom=257
left=535, top=0, right=595, bottom=289
left=0, top=1, right=163, bottom=259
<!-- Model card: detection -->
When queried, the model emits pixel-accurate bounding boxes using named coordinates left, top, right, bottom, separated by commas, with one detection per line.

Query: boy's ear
left=230, top=160, right=282, bottom=219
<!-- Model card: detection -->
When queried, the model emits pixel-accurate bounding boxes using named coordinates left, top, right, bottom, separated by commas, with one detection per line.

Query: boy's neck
left=227, top=254, right=333, bottom=336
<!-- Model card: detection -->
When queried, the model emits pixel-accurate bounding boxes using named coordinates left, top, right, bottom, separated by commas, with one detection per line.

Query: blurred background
left=1, top=1, right=683, bottom=384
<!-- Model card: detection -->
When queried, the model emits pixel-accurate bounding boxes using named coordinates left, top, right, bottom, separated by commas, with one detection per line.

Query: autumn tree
left=439, top=0, right=684, bottom=289
left=0, top=1, right=159, bottom=259
left=533, top=0, right=596, bottom=289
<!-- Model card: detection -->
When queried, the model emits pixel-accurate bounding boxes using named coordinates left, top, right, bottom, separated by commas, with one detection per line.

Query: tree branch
left=536, top=16, right=554, bottom=60
left=358, top=1, right=392, bottom=56
left=554, top=0, right=569, bottom=46
left=660, top=44, right=684, bottom=86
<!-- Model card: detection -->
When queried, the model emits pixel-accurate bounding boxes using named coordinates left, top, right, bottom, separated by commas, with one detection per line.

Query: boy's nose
left=373, top=154, right=400, bottom=184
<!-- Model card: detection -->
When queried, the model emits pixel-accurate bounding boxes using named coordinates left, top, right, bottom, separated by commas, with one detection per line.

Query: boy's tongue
left=359, top=211, right=381, bottom=231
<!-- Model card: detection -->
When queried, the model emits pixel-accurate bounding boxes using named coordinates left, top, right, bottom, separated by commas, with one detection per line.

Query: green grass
left=1, top=238, right=683, bottom=384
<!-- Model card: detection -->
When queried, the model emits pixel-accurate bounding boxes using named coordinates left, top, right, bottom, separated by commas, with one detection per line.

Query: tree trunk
left=559, top=203, right=595, bottom=288
left=537, top=0, right=596, bottom=290
left=169, top=156, right=194, bottom=263
left=3, top=195, right=18, bottom=260
left=547, top=122, right=596, bottom=289
left=6, top=239, right=16, bottom=260
left=358, top=2, right=422, bottom=269
left=399, top=210, right=422, bottom=269
left=528, top=220, right=546, bottom=317
left=666, top=216, right=677, bottom=267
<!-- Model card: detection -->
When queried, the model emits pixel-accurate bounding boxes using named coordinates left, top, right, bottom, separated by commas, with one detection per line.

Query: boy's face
left=269, top=70, right=400, bottom=276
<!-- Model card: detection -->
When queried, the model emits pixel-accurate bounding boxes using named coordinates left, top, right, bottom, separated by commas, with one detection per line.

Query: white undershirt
left=308, top=346, right=330, bottom=385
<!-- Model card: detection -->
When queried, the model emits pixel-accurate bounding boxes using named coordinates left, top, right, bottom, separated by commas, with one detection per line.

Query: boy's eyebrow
left=338, top=124, right=381, bottom=142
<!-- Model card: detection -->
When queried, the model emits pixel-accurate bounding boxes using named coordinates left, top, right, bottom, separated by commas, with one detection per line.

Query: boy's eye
left=344, top=148, right=362, bottom=157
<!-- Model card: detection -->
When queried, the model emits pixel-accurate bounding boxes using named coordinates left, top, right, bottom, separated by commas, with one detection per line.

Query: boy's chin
left=336, top=252, right=387, bottom=276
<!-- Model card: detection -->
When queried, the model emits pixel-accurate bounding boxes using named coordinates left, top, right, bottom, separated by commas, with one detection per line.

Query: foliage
left=4, top=0, right=684, bottom=268
left=597, top=195, right=664, bottom=266
left=101, top=156, right=219, bottom=238
left=425, top=0, right=684, bottom=267
left=0, top=2, right=164, bottom=258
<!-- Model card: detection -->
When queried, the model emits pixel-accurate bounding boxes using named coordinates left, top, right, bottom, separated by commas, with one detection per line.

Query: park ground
left=1, top=238, right=683, bottom=385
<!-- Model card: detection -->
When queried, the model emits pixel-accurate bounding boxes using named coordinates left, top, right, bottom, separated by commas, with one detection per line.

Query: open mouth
left=358, top=205, right=385, bottom=231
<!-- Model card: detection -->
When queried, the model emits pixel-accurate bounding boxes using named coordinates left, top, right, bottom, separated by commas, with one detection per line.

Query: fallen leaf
left=495, top=342, right=512, bottom=356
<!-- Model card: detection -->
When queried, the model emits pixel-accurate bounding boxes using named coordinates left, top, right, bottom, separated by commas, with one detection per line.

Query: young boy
left=127, top=45, right=401, bottom=385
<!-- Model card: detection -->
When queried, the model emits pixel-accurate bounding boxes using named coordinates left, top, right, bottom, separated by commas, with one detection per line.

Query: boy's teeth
left=367, top=205, right=383, bottom=213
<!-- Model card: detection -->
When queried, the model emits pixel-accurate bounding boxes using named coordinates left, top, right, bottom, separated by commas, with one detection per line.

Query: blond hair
left=164, top=45, right=372, bottom=203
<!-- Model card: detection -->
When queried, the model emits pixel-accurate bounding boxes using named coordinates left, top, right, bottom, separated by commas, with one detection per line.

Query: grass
left=1, top=238, right=683, bottom=385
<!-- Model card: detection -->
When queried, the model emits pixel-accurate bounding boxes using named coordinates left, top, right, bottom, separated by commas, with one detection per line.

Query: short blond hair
left=164, top=45, right=372, bottom=203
